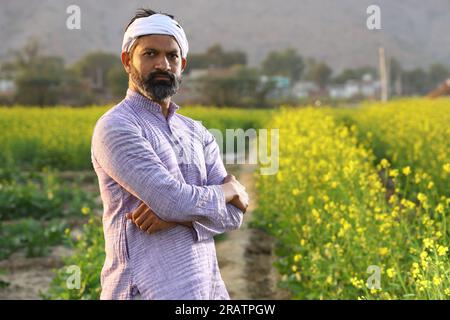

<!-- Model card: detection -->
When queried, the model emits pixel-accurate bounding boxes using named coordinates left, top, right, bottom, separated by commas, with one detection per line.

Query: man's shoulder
left=95, top=100, right=136, bottom=130
left=174, top=112, right=208, bottom=132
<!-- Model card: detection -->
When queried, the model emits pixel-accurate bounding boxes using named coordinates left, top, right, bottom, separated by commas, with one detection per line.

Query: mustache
left=147, top=71, right=176, bottom=83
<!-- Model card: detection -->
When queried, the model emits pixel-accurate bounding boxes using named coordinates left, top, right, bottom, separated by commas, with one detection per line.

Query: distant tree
left=389, top=58, right=403, bottom=96
left=333, top=66, right=377, bottom=84
left=6, top=40, right=105, bottom=106
left=107, top=64, right=129, bottom=98
left=72, top=52, right=120, bottom=93
left=15, top=57, right=65, bottom=106
left=305, top=59, right=333, bottom=89
left=10, top=41, right=66, bottom=106
left=427, top=63, right=450, bottom=88
left=197, top=66, right=274, bottom=107
left=261, top=48, right=304, bottom=83
left=403, top=68, right=428, bottom=95
left=184, top=44, right=247, bottom=73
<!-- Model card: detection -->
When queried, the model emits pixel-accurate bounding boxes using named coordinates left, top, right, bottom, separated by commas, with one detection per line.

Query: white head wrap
left=122, top=13, right=189, bottom=58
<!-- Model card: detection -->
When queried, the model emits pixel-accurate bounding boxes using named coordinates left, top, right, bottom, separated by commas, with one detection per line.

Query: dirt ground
left=0, top=163, right=290, bottom=300
left=0, top=246, right=72, bottom=300
left=216, top=163, right=290, bottom=300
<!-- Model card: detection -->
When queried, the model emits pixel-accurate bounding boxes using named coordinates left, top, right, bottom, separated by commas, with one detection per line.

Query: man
left=91, top=8, right=249, bottom=300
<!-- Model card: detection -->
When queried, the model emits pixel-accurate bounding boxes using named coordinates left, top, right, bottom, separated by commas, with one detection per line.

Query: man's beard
left=130, top=66, right=181, bottom=101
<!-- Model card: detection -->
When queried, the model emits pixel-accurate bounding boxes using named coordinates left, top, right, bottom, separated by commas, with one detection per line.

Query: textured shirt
left=91, top=89, right=244, bottom=300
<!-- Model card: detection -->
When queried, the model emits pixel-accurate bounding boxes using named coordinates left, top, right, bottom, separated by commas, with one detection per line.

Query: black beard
left=131, top=68, right=181, bottom=101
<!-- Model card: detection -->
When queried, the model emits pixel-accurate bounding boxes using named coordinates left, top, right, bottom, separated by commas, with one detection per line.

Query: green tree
left=184, top=44, right=247, bottom=73
left=107, top=64, right=129, bottom=98
left=305, top=59, right=333, bottom=89
left=403, top=68, right=428, bottom=95
left=197, top=66, right=273, bottom=107
left=12, top=41, right=66, bottom=106
left=389, top=58, right=403, bottom=96
left=334, top=66, right=377, bottom=84
left=261, top=48, right=304, bottom=83
left=72, top=52, right=121, bottom=93
left=427, top=63, right=450, bottom=88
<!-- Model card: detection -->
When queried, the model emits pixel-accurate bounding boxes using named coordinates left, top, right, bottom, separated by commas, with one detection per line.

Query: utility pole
left=379, top=47, right=388, bottom=102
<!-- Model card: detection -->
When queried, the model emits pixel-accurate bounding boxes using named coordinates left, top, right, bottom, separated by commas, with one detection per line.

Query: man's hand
left=222, top=174, right=249, bottom=213
left=126, top=202, right=191, bottom=234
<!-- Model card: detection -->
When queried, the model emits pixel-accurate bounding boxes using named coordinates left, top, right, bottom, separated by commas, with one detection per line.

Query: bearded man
left=91, top=8, right=249, bottom=300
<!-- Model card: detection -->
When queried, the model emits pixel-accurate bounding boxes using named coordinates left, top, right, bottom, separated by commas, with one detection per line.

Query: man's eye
left=170, top=54, right=178, bottom=59
left=144, top=52, right=155, bottom=56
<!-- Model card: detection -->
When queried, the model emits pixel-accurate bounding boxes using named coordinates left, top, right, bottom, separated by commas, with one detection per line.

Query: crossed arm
left=92, top=115, right=249, bottom=242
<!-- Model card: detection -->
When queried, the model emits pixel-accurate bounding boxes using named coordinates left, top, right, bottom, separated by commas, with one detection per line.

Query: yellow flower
left=386, top=268, right=396, bottom=279
left=294, top=254, right=302, bottom=262
left=292, top=265, right=298, bottom=272
left=414, top=174, right=421, bottom=184
left=378, top=247, right=389, bottom=256
left=423, top=238, right=434, bottom=249
left=380, top=159, right=390, bottom=169
left=292, top=188, right=300, bottom=196
left=370, top=288, right=380, bottom=294
left=444, top=163, right=450, bottom=173
left=435, top=204, right=444, bottom=214
left=389, top=169, right=399, bottom=178
left=427, top=181, right=434, bottom=189
left=411, top=262, right=420, bottom=278
left=402, top=166, right=411, bottom=176
left=417, top=193, right=427, bottom=203
left=432, top=276, right=441, bottom=286
left=81, top=206, right=90, bottom=215
left=420, top=251, right=428, bottom=260
left=437, top=245, right=448, bottom=256
left=350, top=277, right=364, bottom=289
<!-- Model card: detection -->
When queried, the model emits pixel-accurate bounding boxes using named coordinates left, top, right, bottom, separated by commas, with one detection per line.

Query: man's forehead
left=135, top=34, right=181, bottom=52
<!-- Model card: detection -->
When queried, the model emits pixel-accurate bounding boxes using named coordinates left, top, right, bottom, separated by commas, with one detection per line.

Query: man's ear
left=181, top=58, right=187, bottom=73
left=121, top=51, right=131, bottom=74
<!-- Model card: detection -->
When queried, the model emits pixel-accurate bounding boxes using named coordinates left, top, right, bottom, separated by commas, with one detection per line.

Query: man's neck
left=130, top=85, right=171, bottom=119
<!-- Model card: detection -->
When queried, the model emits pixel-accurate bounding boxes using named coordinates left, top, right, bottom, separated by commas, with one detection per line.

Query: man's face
left=122, top=34, right=186, bottom=101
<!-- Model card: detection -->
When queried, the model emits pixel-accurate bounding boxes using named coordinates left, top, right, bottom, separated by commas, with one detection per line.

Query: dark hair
left=125, top=8, right=175, bottom=32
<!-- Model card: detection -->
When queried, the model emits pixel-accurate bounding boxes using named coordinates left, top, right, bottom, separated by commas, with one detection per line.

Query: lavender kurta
left=91, top=89, right=244, bottom=300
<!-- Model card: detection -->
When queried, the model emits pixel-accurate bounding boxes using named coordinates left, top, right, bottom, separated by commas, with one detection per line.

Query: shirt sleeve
left=191, top=126, right=244, bottom=242
left=91, top=114, right=228, bottom=224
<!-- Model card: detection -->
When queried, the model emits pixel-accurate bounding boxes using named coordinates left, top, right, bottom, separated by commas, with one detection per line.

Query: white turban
left=122, top=13, right=189, bottom=58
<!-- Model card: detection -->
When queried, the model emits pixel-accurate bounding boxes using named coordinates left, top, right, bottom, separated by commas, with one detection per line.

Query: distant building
left=329, top=74, right=380, bottom=99
left=0, top=79, right=15, bottom=94
left=292, top=81, right=320, bottom=99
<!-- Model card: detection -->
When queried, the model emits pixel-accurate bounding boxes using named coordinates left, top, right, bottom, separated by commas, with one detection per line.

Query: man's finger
left=132, top=202, right=149, bottom=222
left=146, top=223, right=160, bottom=234
left=140, top=216, right=154, bottom=231
left=135, top=209, right=153, bottom=226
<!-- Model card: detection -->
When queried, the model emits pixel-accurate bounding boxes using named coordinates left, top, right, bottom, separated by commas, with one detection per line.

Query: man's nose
left=154, top=55, right=170, bottom=71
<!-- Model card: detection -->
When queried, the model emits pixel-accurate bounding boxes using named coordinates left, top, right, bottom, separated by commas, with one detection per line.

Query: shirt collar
left=125, top=88, right=180, bottom=118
